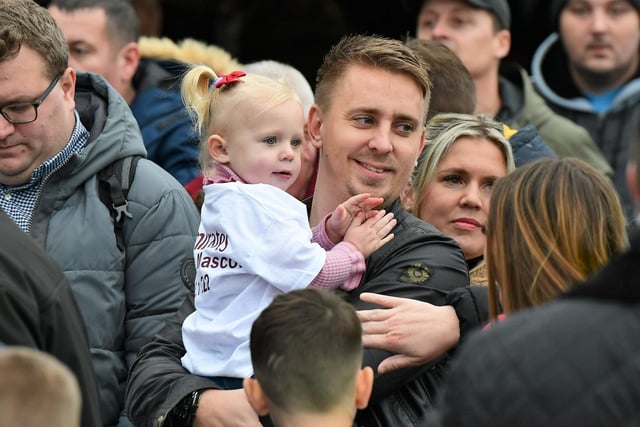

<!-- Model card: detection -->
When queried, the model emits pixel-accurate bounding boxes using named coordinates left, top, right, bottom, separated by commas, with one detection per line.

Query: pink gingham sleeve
left=310, top=214, right=365, bottom=291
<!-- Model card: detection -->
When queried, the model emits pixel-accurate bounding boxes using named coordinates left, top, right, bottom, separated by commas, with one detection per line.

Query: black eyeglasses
left=0, top=73, right=62, bottom=124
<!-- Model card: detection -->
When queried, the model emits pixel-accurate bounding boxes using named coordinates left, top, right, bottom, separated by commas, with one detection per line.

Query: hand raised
left=343, top=210, right=396, bottom=258
left=326, top=193, right=385, bottom=243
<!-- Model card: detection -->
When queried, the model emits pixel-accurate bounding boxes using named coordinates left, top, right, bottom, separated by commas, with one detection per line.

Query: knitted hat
left=550, top=0, right=640, bottom=31
left=404, top=0, right=511, bottom=30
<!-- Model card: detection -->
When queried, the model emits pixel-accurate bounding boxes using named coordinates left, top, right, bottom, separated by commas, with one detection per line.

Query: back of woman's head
left=180, top=65, right=301, bottom=172
left=487, top=158, right=628, bottom=317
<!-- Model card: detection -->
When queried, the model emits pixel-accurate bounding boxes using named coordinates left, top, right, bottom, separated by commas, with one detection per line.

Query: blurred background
left=36, top=0, right=552, bottom=87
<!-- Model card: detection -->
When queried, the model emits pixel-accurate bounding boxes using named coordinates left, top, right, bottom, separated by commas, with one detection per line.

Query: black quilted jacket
left=125, top=199, right=474, bottom=427
left=427, top=238, right=640, bottom=427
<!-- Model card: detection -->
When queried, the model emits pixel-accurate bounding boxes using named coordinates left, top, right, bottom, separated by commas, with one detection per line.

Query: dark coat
left=125, top=199, right=471, bottom=427
left=507, top=123, right=556, bottom=167
left=531, top=33, right=640, bottom=219
left=0, top=210, right=102, bottom=427
left=498, top=62, right=612, bottom=179
left=131, top=58, right=200, bottom=185
left=30, top=72, right=200, bottom=427
left=428, top=236, right=640, bottom=427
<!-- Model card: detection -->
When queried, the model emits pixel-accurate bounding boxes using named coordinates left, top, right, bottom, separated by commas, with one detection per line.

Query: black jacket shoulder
left=0, top=211, right=102, bottom=427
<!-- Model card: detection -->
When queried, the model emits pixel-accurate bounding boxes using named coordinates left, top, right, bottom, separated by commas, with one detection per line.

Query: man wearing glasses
left=0, top=73, right=60, bottom=125
left=0, top=2, right=200, bottom=426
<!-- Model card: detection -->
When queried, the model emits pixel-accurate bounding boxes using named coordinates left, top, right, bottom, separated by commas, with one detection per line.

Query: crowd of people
left=1, top=0, right=639, bottom=426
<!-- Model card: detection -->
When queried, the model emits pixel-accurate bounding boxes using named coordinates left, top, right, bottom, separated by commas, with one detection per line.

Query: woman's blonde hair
left=407, top=113, right=515, bottom=284
left=180, top=65, right=301, bottom=174
left=487, top=158, right=628, bottom=318
left=410, top=113, right=515, bottom=218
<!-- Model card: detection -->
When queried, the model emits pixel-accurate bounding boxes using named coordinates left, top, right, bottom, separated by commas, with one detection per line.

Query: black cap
left=404, top=0, right=511, bottom=30
left=550, top=0, right=640, bottom=31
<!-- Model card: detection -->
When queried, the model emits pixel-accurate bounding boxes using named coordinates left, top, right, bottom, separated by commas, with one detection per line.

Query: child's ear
left=355, top=366, right=374, bottom=409
left=243, top=378, right=270, bottom=416
left=208, top=134, right=230, bottom=164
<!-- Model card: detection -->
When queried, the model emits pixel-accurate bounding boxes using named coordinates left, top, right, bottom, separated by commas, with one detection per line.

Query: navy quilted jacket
left=130, top=59, right=200, bottom=185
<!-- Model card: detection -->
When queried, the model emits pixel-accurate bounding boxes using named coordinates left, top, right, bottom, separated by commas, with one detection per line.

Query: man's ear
left=307, top=104, right=323, bottom=149
left=418, top=127, right=425, bottom=154
left=60, top=67, right=77, bottom=109
left=118, top=41, right=141, bottom=83
left=355, top=366, right=374, bottom=410
left=493, top=29, right=511, bottom=60
left=208, top=134, right=230, bottom=164
left=243, top=378, right=270, bottom=416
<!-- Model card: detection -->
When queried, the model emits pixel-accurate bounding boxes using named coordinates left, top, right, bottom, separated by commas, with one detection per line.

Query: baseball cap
left=404, top=0, right=511, bottom=30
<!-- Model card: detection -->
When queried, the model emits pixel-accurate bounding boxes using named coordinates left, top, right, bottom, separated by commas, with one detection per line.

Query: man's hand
left=194, top=389, right=262, bottom=427
left=357, top=293, right=460, bottom=374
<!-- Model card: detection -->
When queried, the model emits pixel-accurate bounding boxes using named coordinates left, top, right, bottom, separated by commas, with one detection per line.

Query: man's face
left=0, top=47, right=76, bottom=186
left=309, top=64, right=426, bottom=207
left=560, top=0, right=640, bottom=79
left=416, top=0, right=510, bottom=79
left=48, top=6, right=130, bottom=97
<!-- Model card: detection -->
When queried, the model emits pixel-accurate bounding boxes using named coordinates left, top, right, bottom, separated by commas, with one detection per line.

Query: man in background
left=531, top=0, right=640, bottom=219
left=408, top=0, right=611, bottom=179
left=48, top=0, right=200, bottom=185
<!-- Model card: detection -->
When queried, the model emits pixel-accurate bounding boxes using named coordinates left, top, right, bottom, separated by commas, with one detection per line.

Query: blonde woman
left=406, top=113, right=516, bottom=284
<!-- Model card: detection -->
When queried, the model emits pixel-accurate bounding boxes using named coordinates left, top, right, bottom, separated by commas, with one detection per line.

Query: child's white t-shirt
left=181, top=182, right=326, bottom=378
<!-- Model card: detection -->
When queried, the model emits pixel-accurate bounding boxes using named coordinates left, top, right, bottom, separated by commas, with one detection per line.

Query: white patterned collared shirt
left=0, top=111, right=89, bottom=231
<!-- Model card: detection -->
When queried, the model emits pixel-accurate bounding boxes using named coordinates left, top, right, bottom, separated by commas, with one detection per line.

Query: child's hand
left=326, top=193, right=385, bottom=243
left=344, top=210, right=396, bottom=257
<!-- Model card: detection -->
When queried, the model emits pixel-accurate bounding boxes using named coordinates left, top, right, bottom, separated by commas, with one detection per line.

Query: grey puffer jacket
left=29, top=72, right=200, bottom=426
left=531, top=33, right=640, bottom=219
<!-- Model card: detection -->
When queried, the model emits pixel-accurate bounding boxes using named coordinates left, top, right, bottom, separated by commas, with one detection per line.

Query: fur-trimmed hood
left=138, top=36, right=243, bottom=72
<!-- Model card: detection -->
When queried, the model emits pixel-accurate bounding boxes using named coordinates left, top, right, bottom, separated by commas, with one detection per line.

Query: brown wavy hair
left=0, top=0, right=68, bottom=78
left=487, top=158, right=628, bottom=318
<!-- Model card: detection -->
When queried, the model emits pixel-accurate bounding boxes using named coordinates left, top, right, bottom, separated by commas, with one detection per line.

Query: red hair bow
left=214, top=71, right=246, bottom=88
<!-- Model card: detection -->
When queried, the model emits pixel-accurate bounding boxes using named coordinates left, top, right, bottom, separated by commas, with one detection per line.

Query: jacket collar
left=564, top=236, right=640, bottom=304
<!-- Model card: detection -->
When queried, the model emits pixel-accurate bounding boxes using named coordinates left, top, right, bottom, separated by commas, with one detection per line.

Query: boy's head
left=244, top=288, right=373, bottom=425
left=0, top=346, right=81, bottom=427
